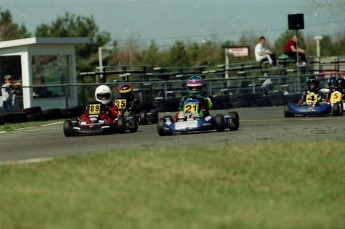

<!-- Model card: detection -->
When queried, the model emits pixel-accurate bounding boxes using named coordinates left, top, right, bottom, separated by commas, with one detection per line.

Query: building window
left=31, top=55, right=70, bottom=98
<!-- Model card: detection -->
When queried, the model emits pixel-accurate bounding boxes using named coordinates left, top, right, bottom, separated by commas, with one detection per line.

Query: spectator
left=261, top=77, right=274, bottom=96
left=255, top=36, right=278, bottom=67
left=284, top=35, right=307, bottom=66
left=1, top=75, right=22, bottom=113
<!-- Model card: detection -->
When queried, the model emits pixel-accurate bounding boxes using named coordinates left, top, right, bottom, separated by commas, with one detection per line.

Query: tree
left=35, top=12, right=111, bottom=72
left=0, top=8, right=31, bottom=41
left=139, top=40, right=161, bottom=66
left=167, top=41, right=190, bottom=66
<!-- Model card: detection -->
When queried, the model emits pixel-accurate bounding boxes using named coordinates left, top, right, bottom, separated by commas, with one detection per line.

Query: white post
left=225, top=48, right=229, bottom=79
left=98, top=46, right=103, bottom=83
left=314, top=36, right=323, bottom=58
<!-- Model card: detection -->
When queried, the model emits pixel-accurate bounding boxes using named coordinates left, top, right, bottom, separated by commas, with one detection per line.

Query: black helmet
left=336, top=78, right=345, bottom=91
left=306, top=76, right=319, bottom=92
left=328, top=76, right=337, bottom=90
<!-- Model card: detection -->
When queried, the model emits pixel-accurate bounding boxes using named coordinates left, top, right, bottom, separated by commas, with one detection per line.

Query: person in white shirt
left=255, top=36, right=278, bottom=66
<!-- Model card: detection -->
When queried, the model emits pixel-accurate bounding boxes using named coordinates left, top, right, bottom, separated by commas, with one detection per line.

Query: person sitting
left=298, top=76, right=328, bottom=105
left=116, top=83, right=140, bottom=114
left=79, top=85, right=118, bottom=124
left=175, top=75, right=213, bottom=120
left=254, top=36, right=278, bottom=67
left=283, top=35, right=307, bottom=66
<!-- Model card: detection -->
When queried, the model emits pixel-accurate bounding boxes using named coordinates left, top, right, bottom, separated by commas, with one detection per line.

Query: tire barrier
left=0, top=93, right=302, bottom=125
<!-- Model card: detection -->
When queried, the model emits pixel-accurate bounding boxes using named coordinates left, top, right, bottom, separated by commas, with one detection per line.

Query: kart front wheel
left=157, top=118, right=171, bottom=136
left=228, top=111, right=240, bottom=131
left=215, top=114, right=225, bottom=132
left=284, top=106, right=295, bottom=117
left=63, top=120, right=74, bottom=137
left=332, top=101, right=343, bottom=116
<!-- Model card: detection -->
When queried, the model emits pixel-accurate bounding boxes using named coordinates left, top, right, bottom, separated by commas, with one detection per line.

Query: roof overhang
left=0, top=37, right=90, bottom=49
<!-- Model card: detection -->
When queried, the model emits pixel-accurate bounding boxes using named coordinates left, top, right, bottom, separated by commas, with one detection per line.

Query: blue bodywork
left=287, top=103, right=332, bottom=116
left=159, top=98, right=233, bottom=134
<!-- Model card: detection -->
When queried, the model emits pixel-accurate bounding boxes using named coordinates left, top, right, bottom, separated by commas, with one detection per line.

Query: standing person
left=254, top=36, right=278, bottom=67
left=1, top=75, right=21, bottom=113
left=284, top=35, right=307, bottom=65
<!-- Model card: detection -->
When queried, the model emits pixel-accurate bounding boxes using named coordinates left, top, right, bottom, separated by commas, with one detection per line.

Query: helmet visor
left=188, top=86, right=202, bottom=91
left=97, top=93, right=111, bottom=100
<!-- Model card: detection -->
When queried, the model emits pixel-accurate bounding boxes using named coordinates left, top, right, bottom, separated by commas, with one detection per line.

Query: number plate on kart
left=175, top=120, right=198, bottom=130
left=88, top=104, right=101, bottom=115
left=184, top=103, right=199, bottom=113
left=306, top=94, right=319, bottom=103
left=115, top=99, right=127, bottom=109
left=330, top=91, right=342, bottom=103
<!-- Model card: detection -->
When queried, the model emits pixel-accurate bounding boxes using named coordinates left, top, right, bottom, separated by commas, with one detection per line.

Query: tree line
left=1, top=8, right=344, bottom=76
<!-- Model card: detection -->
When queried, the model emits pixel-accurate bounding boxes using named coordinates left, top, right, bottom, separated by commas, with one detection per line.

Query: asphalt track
left=1, top=106, right=345, bottom=163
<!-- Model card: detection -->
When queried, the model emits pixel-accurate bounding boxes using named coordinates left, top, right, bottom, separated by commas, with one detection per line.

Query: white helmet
left=95, top=85, right=112, bottom=105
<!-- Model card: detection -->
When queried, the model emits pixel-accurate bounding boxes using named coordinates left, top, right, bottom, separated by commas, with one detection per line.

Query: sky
left=1, top=0, right=344, bottom=47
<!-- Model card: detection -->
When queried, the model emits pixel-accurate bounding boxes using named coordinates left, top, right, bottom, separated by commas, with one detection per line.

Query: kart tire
left=215, top=114, right=225, bottom=132
left=157, top=118, right=171, bottom=136
left=63, top=120, right=74, bottom=137
left=140, top=111, right=148, bottom=125
left=332, top=101, right=343, bottom=116
left=228, top=111, right=240, bottom=131
left=130, top=119, right=139, bottom=132
left=117, top=117, right=126, bottom=133
left=284, top=106, right=295, bottom=117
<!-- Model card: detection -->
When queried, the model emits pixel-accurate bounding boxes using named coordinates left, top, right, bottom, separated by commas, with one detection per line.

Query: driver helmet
left=336, top=78, right=345, bottom=91
left=306, top=76, right=319, bottom=92
left=95, top=85, right=112, bottom=105
left=118, top=83, right=133, bottom=99
left=328, top=76, right=337, bottom=91
left=187, top=75, right=204, bottom=96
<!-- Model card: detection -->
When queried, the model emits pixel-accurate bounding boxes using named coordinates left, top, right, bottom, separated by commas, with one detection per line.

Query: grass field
left=0, top=140, right=344, bottom=229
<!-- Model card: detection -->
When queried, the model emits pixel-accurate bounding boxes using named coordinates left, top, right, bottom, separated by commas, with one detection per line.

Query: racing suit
left=299, top=89, right=329, bottom=105
left=177, top=94, right=213, bottom=118
left=79, top=101, right=118, bottom=124
left=115, top=95, right=140, bottom=114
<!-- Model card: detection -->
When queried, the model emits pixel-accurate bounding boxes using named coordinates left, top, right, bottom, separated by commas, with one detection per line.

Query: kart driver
left=336, top=78, right=345, bottom=100
left=116, top=83, right=140, bottom=114
left=327, top=76, right=337, bottom=93
left=79, top=85, right=118, bottom=123
left=299, top=76, right=329, bottom=105
left=175, top=75, right=213, bottom=120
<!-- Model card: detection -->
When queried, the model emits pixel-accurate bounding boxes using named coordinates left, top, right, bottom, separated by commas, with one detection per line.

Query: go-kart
left=157, top=98, right=239, bottom=136
left=284, top=92, right=343, bottom=117
left=63, top=103, right=117, bottom=137
left=114, top=99, right=139, bottom=133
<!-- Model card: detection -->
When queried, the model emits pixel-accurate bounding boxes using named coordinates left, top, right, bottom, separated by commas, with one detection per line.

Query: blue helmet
left=328, top=76, right=337, bottom=90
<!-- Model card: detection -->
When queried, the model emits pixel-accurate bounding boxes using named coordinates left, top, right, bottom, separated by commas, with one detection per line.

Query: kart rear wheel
left=215, top=114, right=225, bottom=132
left=228, top=111, right=240, bottom=131
left=117, top=117, right=126, bottom=133
left=332, top=101, right=343, bottom=116
left=284, top=106, right=295, bottom=117
left=130, top=118, right=139, bottom=132
left=140, top=111, right=148, bottom=125
left=63, top=120, right=73, bottom=137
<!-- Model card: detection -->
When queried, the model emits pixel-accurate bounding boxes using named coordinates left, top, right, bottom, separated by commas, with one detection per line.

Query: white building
left=0, top=37, right=90, bottom=110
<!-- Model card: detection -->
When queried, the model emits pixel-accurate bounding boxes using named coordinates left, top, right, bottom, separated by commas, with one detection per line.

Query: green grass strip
left=0, top=140, right=343, bottom=229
